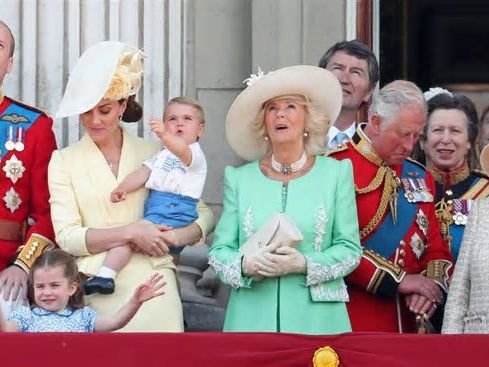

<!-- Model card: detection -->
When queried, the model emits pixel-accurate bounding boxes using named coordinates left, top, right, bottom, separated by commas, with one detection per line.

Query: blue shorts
left=143, top=191, right=198, bottom=254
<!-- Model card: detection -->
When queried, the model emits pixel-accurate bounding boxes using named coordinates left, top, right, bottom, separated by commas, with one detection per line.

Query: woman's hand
left=256, top=245, right=306, bottom=278
left=128, top=220, right=173, bottom=257
left=133, top=273, right=166, bottom=304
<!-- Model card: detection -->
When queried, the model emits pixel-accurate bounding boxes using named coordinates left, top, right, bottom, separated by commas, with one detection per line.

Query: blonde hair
left=164, top=97, right=205, bottom=124
left=252, top=94, right=328, bottom=156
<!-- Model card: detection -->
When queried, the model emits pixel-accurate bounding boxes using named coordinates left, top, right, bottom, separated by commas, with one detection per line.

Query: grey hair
left=252, top=95, right=329, bottom=156
left=369, top=80, right=427, bottom=127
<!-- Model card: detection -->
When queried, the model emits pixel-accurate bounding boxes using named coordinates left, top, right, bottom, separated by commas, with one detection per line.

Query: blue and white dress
left=7, top=306, right=97, bottom=332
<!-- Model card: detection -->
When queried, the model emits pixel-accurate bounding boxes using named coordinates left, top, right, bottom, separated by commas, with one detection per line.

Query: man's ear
left=6, top=56, right=13, bottom=74
left=369, top=114, right=382, bottom=135
left=363, top=87, right=375, bottom=104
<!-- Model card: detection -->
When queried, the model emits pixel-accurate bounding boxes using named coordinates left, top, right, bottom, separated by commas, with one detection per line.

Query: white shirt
left=326, top=122, right=356, bottom=149
left=143, top=142, right=207, bottom=199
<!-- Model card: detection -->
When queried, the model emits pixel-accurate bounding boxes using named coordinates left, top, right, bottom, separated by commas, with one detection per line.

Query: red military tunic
left=0, top=93, right=56, bottom=271
left=328, top=125, right=453, bottom=332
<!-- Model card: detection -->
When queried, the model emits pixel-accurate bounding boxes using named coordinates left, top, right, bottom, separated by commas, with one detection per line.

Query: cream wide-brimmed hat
left=56, top=41, right=143, bottom=118
left=481, top=144, right=489, bottom=175
left=226, top=65, right=342, bottom=161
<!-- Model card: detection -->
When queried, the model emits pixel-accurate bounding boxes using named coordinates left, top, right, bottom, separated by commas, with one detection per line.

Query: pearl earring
left=264, top=136, right=269, bottom=141
left=303, top=130, right=309, bottom=137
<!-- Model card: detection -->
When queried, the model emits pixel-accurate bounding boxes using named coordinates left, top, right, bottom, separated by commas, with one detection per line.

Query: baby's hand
left=133, top=273, right=166, bottom=304
left=150, top=118, right=165, bottom=138
left=110, top=188, right=127, bottom=203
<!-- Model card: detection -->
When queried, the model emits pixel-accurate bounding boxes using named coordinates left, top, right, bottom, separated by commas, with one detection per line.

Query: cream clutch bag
left=239, top=213, right=303, bottom=256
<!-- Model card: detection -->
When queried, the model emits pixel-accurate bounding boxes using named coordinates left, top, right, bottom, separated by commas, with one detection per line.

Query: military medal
left=3, top=187, right=22, bottom=213
left=4, top=126, right=15, bottom=151
left=409, top=232, right=426, bottom=259
left=401, top=178, right=416, bottom=202
left=14, top=127, right=25, bottom=152
left=416, top=209, right=429, bottom=236
left=416, top=178, right=433, bottom=202
left=452, top=199, right=471, bottom=225
left=2, top=154, right=25, bottom=183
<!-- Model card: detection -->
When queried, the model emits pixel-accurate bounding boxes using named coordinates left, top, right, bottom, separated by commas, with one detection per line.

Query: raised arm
left=150, top=119, right=192, bottom=166
left=94, top=273, right=165, bottom=332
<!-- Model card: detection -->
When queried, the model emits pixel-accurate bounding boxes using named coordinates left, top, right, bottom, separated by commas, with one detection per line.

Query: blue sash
left=363, top=160, right=426, bottom=258
left=0, top=102, right=39, bottom=158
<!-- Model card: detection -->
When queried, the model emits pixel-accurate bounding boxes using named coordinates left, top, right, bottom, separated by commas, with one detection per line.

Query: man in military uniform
left=0, top=20, right=56, bottom=312
left=329, top=80, right=453, bottom=332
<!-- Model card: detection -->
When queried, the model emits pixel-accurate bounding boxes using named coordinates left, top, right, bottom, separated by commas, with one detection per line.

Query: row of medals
left=2, top=126, right=26, bottom=212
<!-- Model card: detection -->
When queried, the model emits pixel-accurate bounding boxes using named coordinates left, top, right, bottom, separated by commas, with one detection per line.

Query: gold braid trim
left=359, top=168, right=399, bottom=240
left=363, top=248, right=405, bottom=282
left=435, top=198, right=453, bottom=251
left=14, top=234, right=54, bottom=273
left=355, top=166, right=387, bottom=194
left=425, top=259, right=452, bottom=292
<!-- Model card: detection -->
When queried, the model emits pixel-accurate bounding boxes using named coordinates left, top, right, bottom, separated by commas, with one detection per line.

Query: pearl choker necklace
left=271, top=152, right=307, bottom=175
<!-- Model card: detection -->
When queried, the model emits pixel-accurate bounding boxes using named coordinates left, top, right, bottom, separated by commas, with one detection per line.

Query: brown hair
left=28, top=249, right=85, bottom=310
left=121, top=95, right=143, bottom=122
left=0, top=20, right=15, bottom=57
left=164, top=97, right=205, bottom=124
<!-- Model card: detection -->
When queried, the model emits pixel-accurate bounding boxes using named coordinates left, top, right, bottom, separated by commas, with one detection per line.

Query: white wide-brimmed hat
left=56, top=41, right=144, bottom=118
left=481, top=144, right=489, bottom=175
left=226, top=65, right=342, bottom=161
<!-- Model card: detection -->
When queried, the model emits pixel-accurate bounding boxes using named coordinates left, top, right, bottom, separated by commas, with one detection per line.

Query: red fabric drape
left=2, top=332, right=489, bottom=366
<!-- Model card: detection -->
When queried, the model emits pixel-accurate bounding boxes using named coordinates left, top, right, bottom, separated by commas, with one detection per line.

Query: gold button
left=447, top=200, right=453, bottom=205
left=400, top=240, right=405, bottom=246
left=398, top=259, right=405, bottom=267
left=446, top=190, right=453, bottom=196
left=399, top=249, right=406, bottom=256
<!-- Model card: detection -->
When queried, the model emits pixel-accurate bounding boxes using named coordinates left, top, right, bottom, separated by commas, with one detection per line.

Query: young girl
left=83, top=97, right=207, bottom=295
left=0, top=249, right=165, bottom=332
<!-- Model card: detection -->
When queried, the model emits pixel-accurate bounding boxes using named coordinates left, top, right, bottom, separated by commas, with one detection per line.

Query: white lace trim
left=305, top=255, right=360, bottom=286
left=310, top=282, right=349, bottom=302
left=242, top=206, right=254, bottom=240
left=208, top=254, right=246, bottom=289
left=313, top=205, right=328, bottom=251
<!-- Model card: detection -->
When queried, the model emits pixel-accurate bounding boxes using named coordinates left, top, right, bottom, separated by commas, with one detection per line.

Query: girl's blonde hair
left=28, top=249, right=85, bottom=310
left=252, top=94, right=329, bottom=156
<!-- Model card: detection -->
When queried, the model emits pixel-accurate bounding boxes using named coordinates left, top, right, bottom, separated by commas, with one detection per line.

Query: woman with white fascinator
left=208, top=65, right=361, bottom=334
left=49, top=41, right=214, bottom=331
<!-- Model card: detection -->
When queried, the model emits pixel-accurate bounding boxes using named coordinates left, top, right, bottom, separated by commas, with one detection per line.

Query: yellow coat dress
left=48, top=128, right=184, bottom=332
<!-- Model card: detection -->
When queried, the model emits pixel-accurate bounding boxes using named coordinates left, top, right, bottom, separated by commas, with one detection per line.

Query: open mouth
left=275, top=123, right=288, bottom=131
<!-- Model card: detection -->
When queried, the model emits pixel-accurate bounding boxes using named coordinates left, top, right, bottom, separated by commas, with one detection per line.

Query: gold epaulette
left=406, top=157, right=427, bottom=171
left=14, top=234, right=55, bottom=272
left=425, top=259, right=452, bottom=292
left=324, top=143, right=348, bottom=157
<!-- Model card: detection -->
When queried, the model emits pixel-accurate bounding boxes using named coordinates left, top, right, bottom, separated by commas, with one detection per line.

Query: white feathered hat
left=56, top=41, right=143, bottom=118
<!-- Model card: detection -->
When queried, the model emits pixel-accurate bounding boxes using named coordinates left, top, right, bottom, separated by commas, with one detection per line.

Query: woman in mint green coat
left=209, top=65, right=362, bottom=334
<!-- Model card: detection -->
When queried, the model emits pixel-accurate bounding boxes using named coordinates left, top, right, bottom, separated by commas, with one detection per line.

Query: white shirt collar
left=327, top=121, right=357, bottom=147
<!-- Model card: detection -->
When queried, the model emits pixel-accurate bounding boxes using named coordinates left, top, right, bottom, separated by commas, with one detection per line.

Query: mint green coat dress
left=208, top=156, right=361, bottom=334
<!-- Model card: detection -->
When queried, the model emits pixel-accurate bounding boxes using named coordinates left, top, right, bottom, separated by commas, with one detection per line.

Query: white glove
left=256, top=245, right=306, bottom=277
left=242, top=242, right=281, bottom=280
